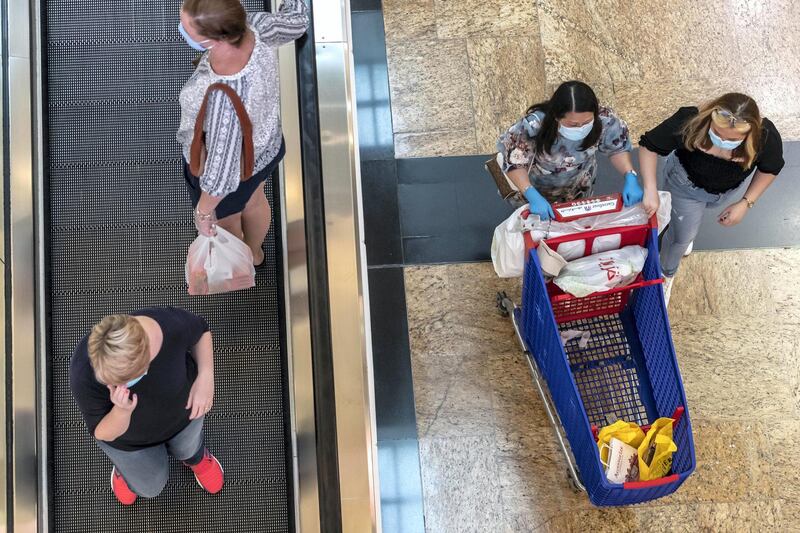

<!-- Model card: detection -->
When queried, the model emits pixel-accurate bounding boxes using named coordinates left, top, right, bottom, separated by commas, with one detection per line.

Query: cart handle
left=624, top=474, right=679, bottom=490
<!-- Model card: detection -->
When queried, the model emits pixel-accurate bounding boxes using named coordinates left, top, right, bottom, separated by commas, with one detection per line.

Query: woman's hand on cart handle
left=622, top=170, right=644, bottom=207
left=642, top=187, right=660, bottom=218
left=524, top=185, right=555, bottom=220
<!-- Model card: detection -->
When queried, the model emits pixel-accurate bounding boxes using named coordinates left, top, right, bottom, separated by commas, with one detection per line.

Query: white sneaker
left=663, top=276, right=674, bottom=306
left=683, top=241, right=694, bottom=257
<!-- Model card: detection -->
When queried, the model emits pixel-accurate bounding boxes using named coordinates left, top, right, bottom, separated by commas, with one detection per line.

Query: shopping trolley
left=497, top=194, right=696, bottom=506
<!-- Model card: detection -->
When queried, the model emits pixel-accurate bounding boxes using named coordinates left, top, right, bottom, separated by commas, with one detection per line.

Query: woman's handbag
left=189, top=82, right=255, bottom=182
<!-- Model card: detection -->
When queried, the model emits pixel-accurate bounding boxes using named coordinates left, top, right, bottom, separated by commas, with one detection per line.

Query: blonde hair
left=183, top=0, right=248, bottom=46
left=88, top=315, right=150, bottom=385
left=682, top=92, right=762, bottom=169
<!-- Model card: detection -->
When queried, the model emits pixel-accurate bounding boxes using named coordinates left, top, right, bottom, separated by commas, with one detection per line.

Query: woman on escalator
left=70, top=308, right=221, bottom=505
left=177, top=0, right=309, bottom=265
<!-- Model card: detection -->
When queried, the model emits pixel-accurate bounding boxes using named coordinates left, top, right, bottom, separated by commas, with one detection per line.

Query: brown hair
left=183, top=0, right=247, bottom=47
left=681, top=92, right=762, bottom=169
left=88, top=315, right=150, bottom=385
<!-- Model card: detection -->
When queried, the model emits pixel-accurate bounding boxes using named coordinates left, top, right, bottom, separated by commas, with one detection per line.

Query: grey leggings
left=660, top=153, right=742, bottom=276
left=97, top=416, right=205, bottom=498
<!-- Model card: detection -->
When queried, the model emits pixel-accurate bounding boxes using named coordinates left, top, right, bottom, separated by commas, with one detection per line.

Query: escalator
left=44, top=1, right=293, bottom=530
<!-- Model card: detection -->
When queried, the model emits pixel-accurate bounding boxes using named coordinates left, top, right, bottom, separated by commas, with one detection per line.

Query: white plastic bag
left=655, top=191, right=671, bottom=235
left=554, top=245, right=648, bottom=298
left=528, top=191, right=673, bottom=246
left=186, top=226, right=256, bottom=295
left=491, top=204, right=537, bottom=278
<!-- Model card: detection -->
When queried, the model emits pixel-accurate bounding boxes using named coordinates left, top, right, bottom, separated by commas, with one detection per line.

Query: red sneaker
left=184, top=449, right=224, bottom=494
left=110, top=467, right=137, bottom=505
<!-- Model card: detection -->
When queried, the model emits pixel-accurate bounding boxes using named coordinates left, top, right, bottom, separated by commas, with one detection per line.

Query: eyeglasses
left=711, top=109, right=751, bottom=133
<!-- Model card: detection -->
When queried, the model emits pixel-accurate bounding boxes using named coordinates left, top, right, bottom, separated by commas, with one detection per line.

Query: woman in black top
left=638, top=93, right=784, bottom=302
left=70, top=307, right=224, bottom=505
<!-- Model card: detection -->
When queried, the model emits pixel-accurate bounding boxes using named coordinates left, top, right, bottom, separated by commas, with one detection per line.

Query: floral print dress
left=496, top=106, right=632, bottom=203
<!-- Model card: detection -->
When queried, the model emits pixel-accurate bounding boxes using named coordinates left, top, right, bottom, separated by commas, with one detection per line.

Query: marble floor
left=405, top=248, right=800, bottom=532
left=383, top=0, right=800, bottom=158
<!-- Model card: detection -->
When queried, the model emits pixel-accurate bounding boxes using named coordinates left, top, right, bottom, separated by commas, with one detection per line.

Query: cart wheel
left=566, top=469, right=581, bottom=493
left=496, top=291, right=509, bottom=317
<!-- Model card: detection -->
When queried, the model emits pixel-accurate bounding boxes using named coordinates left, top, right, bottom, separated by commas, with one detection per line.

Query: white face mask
left=559, top=121, right=594, bottom=142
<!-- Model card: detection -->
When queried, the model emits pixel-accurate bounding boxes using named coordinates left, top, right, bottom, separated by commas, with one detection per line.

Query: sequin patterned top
left=177, top=1, right=309, bottom=197
left=496, top=106, right=632, bottom=202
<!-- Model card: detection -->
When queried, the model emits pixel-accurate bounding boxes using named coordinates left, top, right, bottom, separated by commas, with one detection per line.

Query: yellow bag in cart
left=597, top=420, right=646, bottom=464
left=638, top=418, right=678, bottom=481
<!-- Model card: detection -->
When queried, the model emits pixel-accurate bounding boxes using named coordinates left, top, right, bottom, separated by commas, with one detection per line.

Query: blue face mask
left=125, top=372, right=147, bottom=388
left=179, top=22, right=213, bottom=52
left=559, top=121, right=594, bottom=142
left=708, top=128, right=743, bottom=150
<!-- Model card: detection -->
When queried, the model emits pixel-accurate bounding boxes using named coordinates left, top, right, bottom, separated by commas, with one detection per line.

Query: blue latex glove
left=623, top=171, right=644, bottom=206
left=524, top=186, right=555, bottom=220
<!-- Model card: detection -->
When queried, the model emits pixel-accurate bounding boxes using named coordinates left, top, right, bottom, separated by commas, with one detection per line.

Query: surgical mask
left=559, top=121, right=594, bottom=142
left=179, top=22, right=213, bottom=52
left=708, top=128, right=743, bottom=150
left=125, top=372, right=147, bottom=388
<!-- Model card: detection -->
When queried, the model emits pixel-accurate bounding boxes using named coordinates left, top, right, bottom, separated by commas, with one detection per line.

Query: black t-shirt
left=639, top=106, right=785, bottom=193
left=70, top=307, right=210, bottom=451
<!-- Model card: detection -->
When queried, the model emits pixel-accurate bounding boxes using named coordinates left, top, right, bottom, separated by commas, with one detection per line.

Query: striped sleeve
left=249, top=0, right=310, bottom=47
left=199, top=78, right=247, bottom=198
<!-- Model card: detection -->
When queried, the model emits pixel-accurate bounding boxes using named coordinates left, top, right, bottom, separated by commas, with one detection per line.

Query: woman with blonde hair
left=177, top=0, right=308, bottom=264
left=638, top=93, right=784, bottom=302
left=70, top=308, right=221, bottom=505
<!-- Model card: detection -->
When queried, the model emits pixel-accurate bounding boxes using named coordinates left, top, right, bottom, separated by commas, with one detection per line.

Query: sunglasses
left=711, top=109, right=751, bottom=133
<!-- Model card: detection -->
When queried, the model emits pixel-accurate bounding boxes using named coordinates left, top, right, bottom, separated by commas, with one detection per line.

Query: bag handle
left=190, top=82, right=255, bottom=182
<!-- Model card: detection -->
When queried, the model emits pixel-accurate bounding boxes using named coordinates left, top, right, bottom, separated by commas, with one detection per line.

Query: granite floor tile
left=732, top=0, right=800, bottom=83
left=434, top=0, right=538, bottom=39
left=405, top=264, right=522, bottom=358
left=671, top=315, right=798, bottom=420
left=538, top=0, right=740, bottom=83
left=631, top=501, right=781, bottom=533
left=412, top=354, right=496, bottom=439
left=660, top=419, right=774, bottom=505
left=775, top=498, right=800, bottom=531
left=394, top=130, right=478, bottom=159
left=467, top=36, right=548, bottom=154
left=418, top=435, right=506, bottom=533
left=692, top=500, right=782, bottom=532
left=764, top=248, right=800, bottom=319
left=495, top=427, right=593, bottom=530
left=386, top=39, right=473, bottom=134
left=486, top=351, right=553, bottom=433
left=667, top=250, right=777, bottom=322
left=629, top=503, right=703, bottom=533
left=542, top=507, right=639, bottom=533
left=381, top=0, right=437, bottom=42
left=537, top=7, right=632, bottom=85
left=763, top=421, right=800, bottom=503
